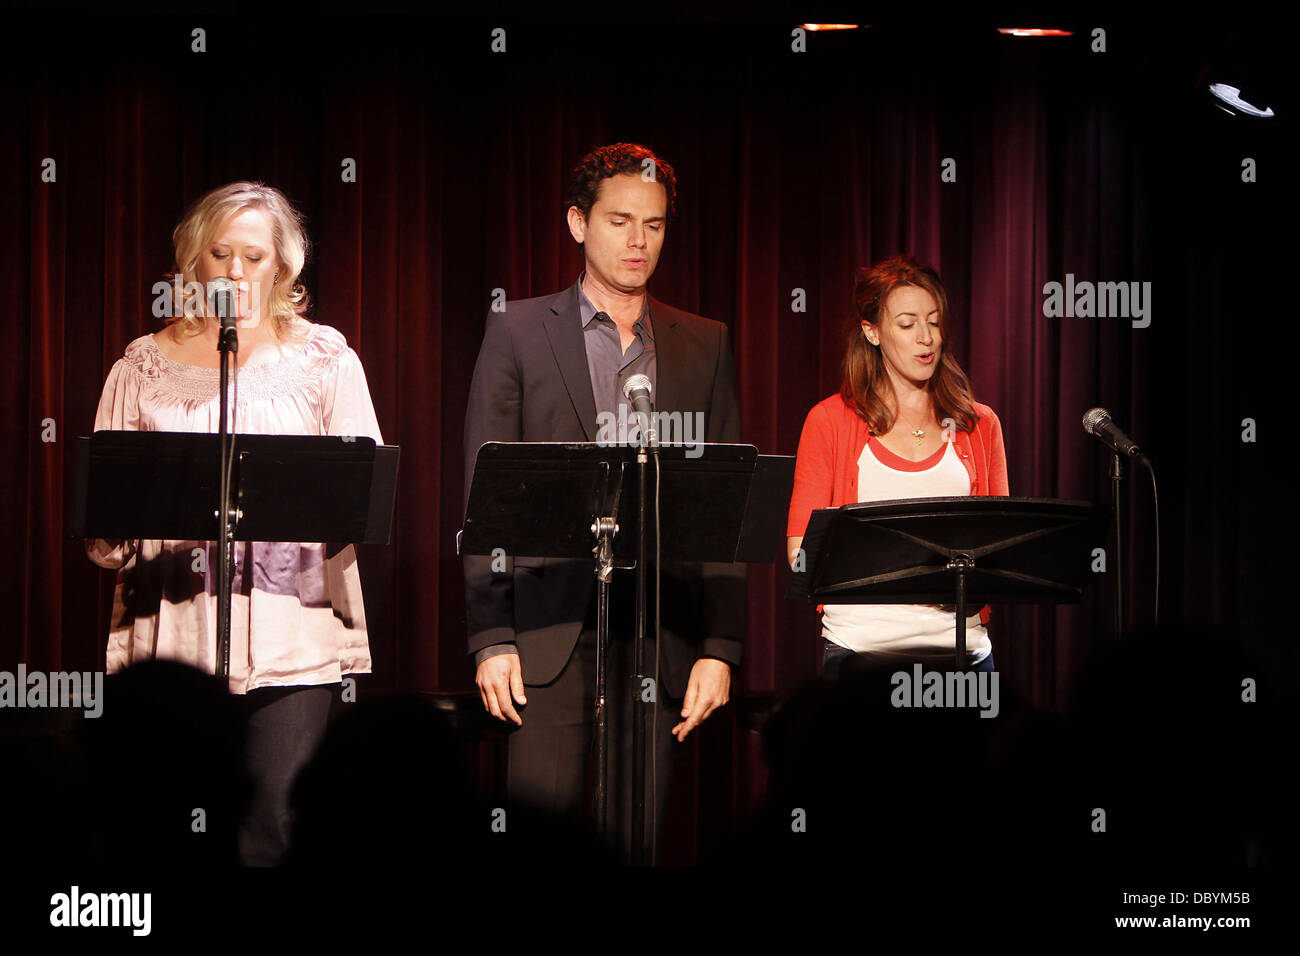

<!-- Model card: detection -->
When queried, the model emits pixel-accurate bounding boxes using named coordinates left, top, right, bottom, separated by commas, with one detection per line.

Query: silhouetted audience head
left=287, top=694, right=612, bottom=867
left=726, top=625, right=1285, bottom=871
left=79, top=660, right=248, bottom=866
left=8, top=622, right=1286, bottom=873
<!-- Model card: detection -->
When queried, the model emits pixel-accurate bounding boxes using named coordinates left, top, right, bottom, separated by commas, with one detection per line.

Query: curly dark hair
left=564, top=143, right=677, bottom=224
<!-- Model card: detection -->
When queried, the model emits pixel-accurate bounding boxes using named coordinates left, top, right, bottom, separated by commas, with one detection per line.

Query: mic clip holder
left=218, top=321, right=239, bottom=352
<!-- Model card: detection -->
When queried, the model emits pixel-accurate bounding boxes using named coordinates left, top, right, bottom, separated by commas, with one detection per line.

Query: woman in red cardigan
left=786, top=255, right=1009, bottom=678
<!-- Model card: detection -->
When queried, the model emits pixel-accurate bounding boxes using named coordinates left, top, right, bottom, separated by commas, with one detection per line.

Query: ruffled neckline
left=143, top=322, right=320, bottom=374
left=123, top=321, right=349, bottom=403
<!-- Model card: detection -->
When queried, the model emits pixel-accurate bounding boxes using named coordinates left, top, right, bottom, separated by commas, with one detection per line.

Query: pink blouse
left=85, top=320, right=384, bottom=694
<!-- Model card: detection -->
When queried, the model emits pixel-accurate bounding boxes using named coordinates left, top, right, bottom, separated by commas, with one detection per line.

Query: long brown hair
left=841, top=254, right=979, bottom=435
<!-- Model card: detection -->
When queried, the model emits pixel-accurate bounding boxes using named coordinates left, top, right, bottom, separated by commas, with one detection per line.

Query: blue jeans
left=821, top=639, right=995, bottom=681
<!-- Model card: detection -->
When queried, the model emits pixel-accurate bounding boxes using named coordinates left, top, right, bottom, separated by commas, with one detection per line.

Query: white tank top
left=821, top=437, right=991, bottom=663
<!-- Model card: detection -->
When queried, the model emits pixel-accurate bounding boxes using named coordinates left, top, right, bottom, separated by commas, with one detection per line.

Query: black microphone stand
left=1086, top=409, right=1138, bottom=642
left=630, top=399, right=658, bottom=866
left=1111, top=451, right=1123, bottom=641
left=215, top=300, right=239, bottom=682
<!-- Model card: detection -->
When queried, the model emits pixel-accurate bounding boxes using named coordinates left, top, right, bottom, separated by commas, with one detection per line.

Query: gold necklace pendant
left=913, top=428, right=926, bottom=445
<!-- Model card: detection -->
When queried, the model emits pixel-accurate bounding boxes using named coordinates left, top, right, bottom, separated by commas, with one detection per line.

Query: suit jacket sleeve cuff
left=469, top=626, right=517, bottom=657
left=474, top=643, right=519, bottom=666
left=699, top=637, right=743, bottom=670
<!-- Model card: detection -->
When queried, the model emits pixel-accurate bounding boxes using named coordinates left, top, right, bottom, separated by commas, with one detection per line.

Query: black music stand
left=73, top=431, right=400, bottom=676
left=460, top=441, right=794, bottom=863
left=791, top=497, right=1110, bottom=670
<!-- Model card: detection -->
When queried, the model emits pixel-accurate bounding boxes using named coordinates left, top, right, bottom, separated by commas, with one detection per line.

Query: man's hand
left=476, top=652, right=526, bottom=726
left=672, top=658, right=731, bottom=741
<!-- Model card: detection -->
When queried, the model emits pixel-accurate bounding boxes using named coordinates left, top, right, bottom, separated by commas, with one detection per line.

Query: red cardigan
left=786, top=393, right=1010, bottom=624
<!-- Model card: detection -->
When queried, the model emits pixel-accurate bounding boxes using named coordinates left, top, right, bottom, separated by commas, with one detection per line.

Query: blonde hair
left=165, top=181, right=310, bottom=342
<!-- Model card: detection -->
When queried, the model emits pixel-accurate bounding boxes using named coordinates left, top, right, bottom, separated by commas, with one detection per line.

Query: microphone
left=207, top=277, right=239, bottom=348
left=622, top=373, right=656, bottom=446
left=1082, top=407, right=1147, bottom=464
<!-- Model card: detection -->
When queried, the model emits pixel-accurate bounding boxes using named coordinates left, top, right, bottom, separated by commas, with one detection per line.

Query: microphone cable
left=650, top=437, right=662, bottom=865
left=1140, top=456, right=1159, bottom=630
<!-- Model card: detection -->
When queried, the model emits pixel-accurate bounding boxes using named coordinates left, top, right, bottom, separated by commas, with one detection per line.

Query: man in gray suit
left=463, top=143, right=744, bottom=853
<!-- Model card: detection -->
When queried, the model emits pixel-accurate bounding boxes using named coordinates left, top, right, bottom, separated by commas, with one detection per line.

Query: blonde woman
left=86, top=182, right=384, bottom=864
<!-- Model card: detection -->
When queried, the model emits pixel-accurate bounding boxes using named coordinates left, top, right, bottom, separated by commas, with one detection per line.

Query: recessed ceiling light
left=997, top=27, right=1073, bottom=37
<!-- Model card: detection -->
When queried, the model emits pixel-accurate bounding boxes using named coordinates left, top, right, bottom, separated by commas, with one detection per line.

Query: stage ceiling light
left=1207, top=83, right=1276, bottom=118
left=997, top=28, right=1073, bottom=37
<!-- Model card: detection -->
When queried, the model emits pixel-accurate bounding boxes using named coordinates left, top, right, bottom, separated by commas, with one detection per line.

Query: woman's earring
left=273, top=272, right=280, bottom=284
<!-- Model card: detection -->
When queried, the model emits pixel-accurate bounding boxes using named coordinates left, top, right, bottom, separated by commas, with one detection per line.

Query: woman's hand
left=84, top=538, right=137, bottom=570
left=786, top=535, right=804, bottom=571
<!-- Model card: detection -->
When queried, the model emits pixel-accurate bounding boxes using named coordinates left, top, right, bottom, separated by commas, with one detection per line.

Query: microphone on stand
left=208, top=276, right=241, bottom=680
left=622, top=373, right=657, bottom=446
left=1083, top=406, right=1160, bottom=636
left=1082, top=407, right=1147, bottom=465
left=618, top=374, right=660, bottom=864
left=207, top=277, right=239, bottom=351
